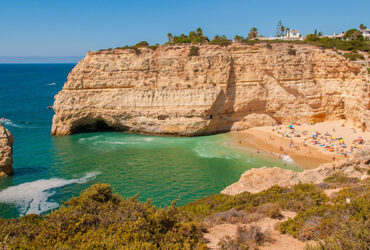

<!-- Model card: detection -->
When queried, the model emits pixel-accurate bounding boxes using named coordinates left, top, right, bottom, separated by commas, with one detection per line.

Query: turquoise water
left=0, top=64, right=302, bottom=219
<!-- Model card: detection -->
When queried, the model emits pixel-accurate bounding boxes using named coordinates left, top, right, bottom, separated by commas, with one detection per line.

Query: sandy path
left=204, top=211, right=313, bottom=250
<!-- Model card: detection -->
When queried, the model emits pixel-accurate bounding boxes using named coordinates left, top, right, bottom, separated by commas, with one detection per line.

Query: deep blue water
left=0, top=64, right=302, bottom=218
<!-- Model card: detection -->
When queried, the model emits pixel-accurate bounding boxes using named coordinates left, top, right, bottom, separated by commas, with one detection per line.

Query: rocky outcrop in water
left=221, top=146, right=370, bottom=195
left=0, top=125, right=14, bottom=176
left=51, top=43, right=369, bottom=136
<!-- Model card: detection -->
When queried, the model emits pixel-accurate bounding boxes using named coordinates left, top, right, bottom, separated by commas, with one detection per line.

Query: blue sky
left=1, top=0, right=369, bottom=57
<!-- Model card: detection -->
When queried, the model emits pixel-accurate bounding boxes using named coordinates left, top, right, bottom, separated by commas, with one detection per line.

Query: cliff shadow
left=204, top=57, right=237, bottom=133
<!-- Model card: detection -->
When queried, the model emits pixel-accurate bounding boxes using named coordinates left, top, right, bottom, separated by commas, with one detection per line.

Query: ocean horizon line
left=0, top=56, right=83, bottom=64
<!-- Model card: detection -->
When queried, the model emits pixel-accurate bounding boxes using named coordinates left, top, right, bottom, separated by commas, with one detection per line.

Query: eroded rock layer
left=0, top=125, right=14, bottom=176
left=51, top=43, right=369, bottom=136
left=222, top=146, right=370, bottom=195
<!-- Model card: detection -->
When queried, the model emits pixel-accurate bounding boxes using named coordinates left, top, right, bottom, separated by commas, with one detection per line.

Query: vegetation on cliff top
left=99, top=25, right=369, bottom=57
left=1, top=176, right=368, bottom=249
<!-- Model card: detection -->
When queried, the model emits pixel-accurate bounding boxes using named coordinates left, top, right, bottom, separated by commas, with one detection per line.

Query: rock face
left=221, top=146, right=370, bottom=195
left=0, top=125, right=14, bottom=176
left=51, top=43, right=369, bottom=136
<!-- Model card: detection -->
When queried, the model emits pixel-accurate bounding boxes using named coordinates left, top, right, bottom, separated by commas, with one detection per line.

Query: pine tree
left=276, top=20, right=283, bottom=37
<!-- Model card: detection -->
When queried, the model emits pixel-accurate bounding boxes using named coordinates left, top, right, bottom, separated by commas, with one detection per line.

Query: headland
left=51, top=43, right=369, bottom=137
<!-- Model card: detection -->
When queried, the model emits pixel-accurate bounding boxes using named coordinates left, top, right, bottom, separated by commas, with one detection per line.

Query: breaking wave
left=0, top=118, right=24, bottom=128
left=193, top=142, right=240, bottom=159
left=282, top=155, right=295, bottom=164
left=0, top=171, right=100, bottom=216
left=78, top=135, right=104, bottom=143
left=0, top=118, right=43, bottom=129
left=78, top=135, right=159, bottom=148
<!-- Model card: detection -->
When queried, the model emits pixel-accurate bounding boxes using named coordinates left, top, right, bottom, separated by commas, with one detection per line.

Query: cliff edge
left=0, top=124, right=14, bottom=176
left=51, top=43, right=369, bottom=136
left=222, top=145, right=370, bottom=195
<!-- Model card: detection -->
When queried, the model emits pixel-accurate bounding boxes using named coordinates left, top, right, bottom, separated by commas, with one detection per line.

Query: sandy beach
left=229, top=120, right=369, bottom=169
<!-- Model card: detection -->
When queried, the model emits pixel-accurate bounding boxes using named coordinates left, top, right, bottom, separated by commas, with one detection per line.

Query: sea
left=0, top=64, right=302, bottom=218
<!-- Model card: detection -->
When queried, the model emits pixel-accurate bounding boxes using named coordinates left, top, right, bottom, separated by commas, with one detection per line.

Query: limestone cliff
left=0, top=125, right=14, bottom=176
left=51, top=43, right=369, bottom=136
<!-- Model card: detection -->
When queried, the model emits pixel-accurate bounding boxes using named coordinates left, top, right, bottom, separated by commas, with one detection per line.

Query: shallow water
left=0, top=64, right=302, bottom=218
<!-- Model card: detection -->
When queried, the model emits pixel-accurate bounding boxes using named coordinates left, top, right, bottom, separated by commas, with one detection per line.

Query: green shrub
left=167, top=28, right=209, bottom=44
left=148, top=45, right=158, bottom=50
left=266, top=43, right=272, bottom=49
left=0, top=180, right=367, bottom=248
left=134, top=41, right=149, bottom=48
left=324, top=173, right=358, bottom=184
left=288, top=48, right=296, bottom=55
left=343, top=52, right=365, bottom=61
left=182, top=184, right=327, bottom=220
left=344, top=29, right=364, bottom=40
left=188, top=46, right=199, bottom=56
left=0, top=184, right=205, bottom=249
left=209, top=35, right=232, bottom=46
left=309, top=220, right=370, bottom=250
left=279, top=184, right=369, bottom=246
left=305, top=34, right=320, bottom=42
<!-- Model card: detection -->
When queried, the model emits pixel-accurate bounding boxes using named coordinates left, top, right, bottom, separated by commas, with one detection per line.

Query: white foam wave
left=78, top=136, right=157, bottom=148
left=0, top=118, right=24, bottom=128
left=282, top=155, right=295, bottom=164
left=142, top=137, right=155, bottom=142
left=78, top=135, right=103, bottom=143
left=47, top=82, right=56, bottom=86
left=0, top=171, right=100, bottom=215
left=193, top=143, right=240, bottom=159
left=97, top=141, right=129, bottom=145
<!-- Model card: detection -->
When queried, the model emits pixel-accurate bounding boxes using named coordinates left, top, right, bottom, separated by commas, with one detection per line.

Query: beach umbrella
left=289, top=125, right=293, bottom=129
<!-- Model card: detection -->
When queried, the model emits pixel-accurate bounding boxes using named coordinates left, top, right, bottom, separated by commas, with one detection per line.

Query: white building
left=326, top=32, right=345, bottom=40
left=362, top=29, right=370, bottom=40
left=286, top=30, right=301, bottom=39
left=258, top=28, right=303, bottom=41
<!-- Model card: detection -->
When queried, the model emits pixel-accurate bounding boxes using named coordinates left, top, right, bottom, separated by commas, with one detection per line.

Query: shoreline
left=228, top=120, right=369, bottom=169
left=228, top=130, right=332, bottom=169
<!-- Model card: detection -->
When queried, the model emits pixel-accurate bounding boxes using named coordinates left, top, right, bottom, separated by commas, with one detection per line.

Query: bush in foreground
left=0, top=177, right=368, bottom=249
left=0, top=184, right=205, bottom=249
left=279, top=183, right=369, bottom=248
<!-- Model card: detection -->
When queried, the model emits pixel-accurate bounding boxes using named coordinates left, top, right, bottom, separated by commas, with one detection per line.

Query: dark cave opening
left=71, top=120, right=119, bottom=134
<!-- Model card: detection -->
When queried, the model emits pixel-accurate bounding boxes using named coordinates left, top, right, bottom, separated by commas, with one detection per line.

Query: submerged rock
left=222, top=146, right=370, bottom=195
left=0, top=124, right=14, bottom=176
left=51, top=43, right=369, bottom=136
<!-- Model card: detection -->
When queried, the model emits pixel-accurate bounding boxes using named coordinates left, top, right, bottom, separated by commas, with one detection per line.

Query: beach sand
left=229, top=120, right=369, bottom=169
